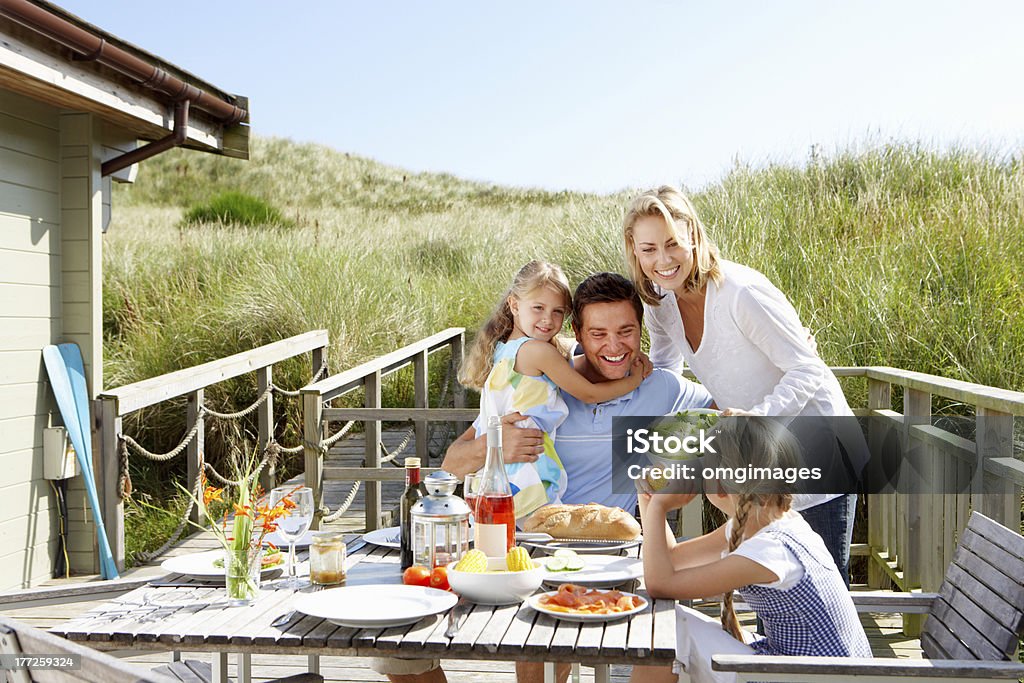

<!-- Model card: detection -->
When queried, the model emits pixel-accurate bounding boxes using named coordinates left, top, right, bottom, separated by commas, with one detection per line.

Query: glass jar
left=309, top=531, right=346, bottom=585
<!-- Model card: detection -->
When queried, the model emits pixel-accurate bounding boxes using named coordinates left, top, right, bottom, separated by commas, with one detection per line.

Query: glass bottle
left=473, top=416, right=515, bottom=559
left=400, top=457, right=427, bottom=569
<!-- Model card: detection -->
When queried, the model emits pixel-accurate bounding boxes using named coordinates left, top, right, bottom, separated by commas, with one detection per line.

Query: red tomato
left=402, top=565, right=431, bottom=587
left=429, top=566, right=450, bottom=591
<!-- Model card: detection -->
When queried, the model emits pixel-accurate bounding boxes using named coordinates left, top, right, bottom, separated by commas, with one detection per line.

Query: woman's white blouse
left=645, top=260, right=851, bottom=418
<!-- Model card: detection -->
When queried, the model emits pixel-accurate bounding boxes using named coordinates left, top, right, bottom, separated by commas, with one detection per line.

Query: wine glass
left=463, top=472, right=481, bottom=522
left=269, top=486, right=313, bottom=589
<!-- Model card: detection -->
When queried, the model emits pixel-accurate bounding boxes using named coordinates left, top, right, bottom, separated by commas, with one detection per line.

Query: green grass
left=107, top=136, right=1024, bottom=564
left=181, top=191, right=291, bottom=228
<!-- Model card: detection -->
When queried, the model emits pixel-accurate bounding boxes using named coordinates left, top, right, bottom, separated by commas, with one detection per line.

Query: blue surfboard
left=43, top=344, right=119, bottom=579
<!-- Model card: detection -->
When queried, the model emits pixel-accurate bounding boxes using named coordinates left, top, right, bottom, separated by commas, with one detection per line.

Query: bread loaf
left=522, top=503, right=641, bottom=541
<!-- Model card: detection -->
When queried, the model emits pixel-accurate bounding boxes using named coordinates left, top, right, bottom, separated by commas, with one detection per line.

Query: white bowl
left=446, top=560, right=545, bottom=605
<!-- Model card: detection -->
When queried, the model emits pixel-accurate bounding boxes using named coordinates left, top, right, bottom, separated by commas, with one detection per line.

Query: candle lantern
left=410, top=471, right=471, bottom=568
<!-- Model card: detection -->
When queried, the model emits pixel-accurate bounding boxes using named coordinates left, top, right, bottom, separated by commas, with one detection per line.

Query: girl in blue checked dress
left=459, top=260, right=651, bottom=522
left=632, top=417, right=870, bottom=683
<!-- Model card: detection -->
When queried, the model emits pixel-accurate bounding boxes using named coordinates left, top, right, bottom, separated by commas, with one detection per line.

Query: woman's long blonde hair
left=622, top=185, right=723, bottom=306
left=709, top=417, right=799, bottom=642
left=459, top=261, right=572, bottom=390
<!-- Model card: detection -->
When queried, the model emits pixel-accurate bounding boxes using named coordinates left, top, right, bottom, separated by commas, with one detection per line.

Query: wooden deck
left=1, top=430, right=922, bottom=682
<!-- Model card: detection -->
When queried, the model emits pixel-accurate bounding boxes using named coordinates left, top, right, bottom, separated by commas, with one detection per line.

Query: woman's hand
left=721, top=407, right=757, bottom=416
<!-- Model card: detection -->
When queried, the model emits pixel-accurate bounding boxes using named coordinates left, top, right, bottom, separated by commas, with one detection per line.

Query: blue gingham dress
left=737, top=525, right=872, bottom=657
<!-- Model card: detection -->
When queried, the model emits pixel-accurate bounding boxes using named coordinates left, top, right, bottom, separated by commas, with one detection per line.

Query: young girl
left=632, top=417, right=871, bottom=683
left=459, top=260, right=651, bottom=521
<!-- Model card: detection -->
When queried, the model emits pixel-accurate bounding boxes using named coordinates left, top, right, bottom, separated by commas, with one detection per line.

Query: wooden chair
left=712, top=511, right=1024, bottom=682
left=0, top=615, right=175, bottom=682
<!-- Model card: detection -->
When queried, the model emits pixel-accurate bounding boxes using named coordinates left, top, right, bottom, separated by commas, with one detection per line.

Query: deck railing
left=300, top=328, right=468, bottom=531
left=95, top=331, right=329, bottom=571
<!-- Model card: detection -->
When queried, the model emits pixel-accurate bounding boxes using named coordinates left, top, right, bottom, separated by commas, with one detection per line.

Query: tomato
left=429, top=566, right=450, bottom=591
left=402, top=565, right=431, bottom=587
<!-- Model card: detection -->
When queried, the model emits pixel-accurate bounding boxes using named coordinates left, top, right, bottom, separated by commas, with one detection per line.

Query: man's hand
left=500, top=412, right=544, bottom=463
left=721, top=407, right=756, bottom=416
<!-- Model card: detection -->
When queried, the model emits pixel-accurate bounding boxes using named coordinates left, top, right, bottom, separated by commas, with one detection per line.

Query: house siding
left=0, top=87, right=62, bottom=590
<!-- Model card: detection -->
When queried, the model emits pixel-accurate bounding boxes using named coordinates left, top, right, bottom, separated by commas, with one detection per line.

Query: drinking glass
left=269, top=485, right=313, bottom=589
left=463, top=472, right=481, bottom=522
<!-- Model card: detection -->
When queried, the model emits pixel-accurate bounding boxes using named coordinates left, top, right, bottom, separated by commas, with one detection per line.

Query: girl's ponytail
left=721, top=492, right=754, bottom=642
left=459, top=295, right=515, bottom=390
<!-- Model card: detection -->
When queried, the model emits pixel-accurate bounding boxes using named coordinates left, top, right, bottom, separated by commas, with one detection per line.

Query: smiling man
left=443, top=272, right=713, bottom=519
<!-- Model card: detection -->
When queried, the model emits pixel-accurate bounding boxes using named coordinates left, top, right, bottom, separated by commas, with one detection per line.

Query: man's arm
left=441, top=412, right=545, bottom=478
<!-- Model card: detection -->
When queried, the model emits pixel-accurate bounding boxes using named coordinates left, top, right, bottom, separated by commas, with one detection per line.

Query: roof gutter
left=0, top=0, right=247, bottom=174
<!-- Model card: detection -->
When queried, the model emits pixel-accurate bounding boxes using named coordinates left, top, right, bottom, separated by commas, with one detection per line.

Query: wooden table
left=51, top=537, right=676, bottom=683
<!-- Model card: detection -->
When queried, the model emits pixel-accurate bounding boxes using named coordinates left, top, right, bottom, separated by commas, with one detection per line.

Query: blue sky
left=56, top=1, right=1024, bottom=193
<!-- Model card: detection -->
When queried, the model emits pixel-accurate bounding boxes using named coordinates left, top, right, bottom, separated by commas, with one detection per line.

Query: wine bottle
left=399, top=457, right=426, bottom=569
left=473, top=416, right=516, bottom=559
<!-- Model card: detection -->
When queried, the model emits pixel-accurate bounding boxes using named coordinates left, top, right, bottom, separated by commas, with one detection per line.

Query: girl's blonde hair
left=709, top=417, right=799, bottom=642
left=459, top=260, right=572, bottom=390
left=622, top=185, right=723, bottom=306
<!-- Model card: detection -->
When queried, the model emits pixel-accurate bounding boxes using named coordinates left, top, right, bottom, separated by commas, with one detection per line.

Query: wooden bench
left=0, top=615, right=175, bottom=682
left=713, top=511, right=1024, bottom=682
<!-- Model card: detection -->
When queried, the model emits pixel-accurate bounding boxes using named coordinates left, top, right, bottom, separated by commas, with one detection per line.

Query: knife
left=444, top=597, right=470, bottom=638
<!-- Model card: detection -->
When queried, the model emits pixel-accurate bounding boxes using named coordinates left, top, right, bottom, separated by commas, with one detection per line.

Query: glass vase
left=225, top=545, right=262, bottom=606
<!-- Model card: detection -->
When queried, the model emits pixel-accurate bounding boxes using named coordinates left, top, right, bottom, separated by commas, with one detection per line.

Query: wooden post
left=257, top=366, right=274, bottom=493
left=451, top=334, right=468, bottom=437
left=976, top=407, right=1017, bottom=528
left=866, top=379, right=890, bottom=589
left=302, top=389, right=323, bottom=530
left=98, top=397, right=124, bottom=572
left=365, top=370, right=383, bottom=531
left=414, top=350, right=428, bottom=461
left=312, top=346, right=327, bottom=384
left=902, top=387, right=930, bottom=636
left=186, top=390, right=204, bottom=526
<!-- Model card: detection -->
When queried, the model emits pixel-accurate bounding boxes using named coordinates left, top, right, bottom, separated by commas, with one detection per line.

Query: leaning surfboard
left=42, top=344, right=119, bottom=579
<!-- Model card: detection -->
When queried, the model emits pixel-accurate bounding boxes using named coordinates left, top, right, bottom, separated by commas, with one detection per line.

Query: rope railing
left=113, top=331, right=465, bottom=569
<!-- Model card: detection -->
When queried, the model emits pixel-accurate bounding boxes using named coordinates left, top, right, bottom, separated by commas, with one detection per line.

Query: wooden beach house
left=0, top=0, right=248, bottom=590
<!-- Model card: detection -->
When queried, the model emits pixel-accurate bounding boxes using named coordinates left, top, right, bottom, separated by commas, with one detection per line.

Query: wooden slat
left=966, top=512, right=1024, bottom=560
left=449, top=604, right=497, bottom=654
left=958, top=528, right=1024, bottom=586
left=865, top=366, right=1024, bottom=415
left=598, top=611, right=629, bottom=658
left=624, top=599, right=653, bottom=657
left=495, top=604, right=536, bottom=656
left=650, top=598, right=676, bottom=658
left=941, top=563, right=1023, bottom=638
left=548, top=618, right=580, bottom=656
left=521, top=610, right=558, bottom=658
left=100, top=330, right=329, bottom=414
left=925, top=598, right=1005, bottom=660
left=473, top=602, right=521, bottom=654
left=949, top=546, right=1024, bottom=612
left=323, top=467, right=442, bottom=482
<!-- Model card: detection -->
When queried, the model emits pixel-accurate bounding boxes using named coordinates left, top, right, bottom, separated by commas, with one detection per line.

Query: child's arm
left=516, top=340, right=644, bottom=403
left=640, top=495, right=779, bottom=600
left=638, top=492, right=729, bottom=570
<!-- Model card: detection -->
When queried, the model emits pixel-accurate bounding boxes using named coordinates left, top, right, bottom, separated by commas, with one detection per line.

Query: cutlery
left=271, top=610, right=297, bottom=628
left=444, top=597, right=470, bottom=638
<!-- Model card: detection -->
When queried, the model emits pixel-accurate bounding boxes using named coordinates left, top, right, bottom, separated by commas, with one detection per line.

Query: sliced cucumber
left=563, top=557, right=585, bottom=572
left=553, top=548, right=580, bottom=559
left=545, top=557, right=567, bottom=571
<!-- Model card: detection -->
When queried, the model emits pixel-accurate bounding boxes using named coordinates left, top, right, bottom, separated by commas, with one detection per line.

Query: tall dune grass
left=107, top=137, right=1023, bottom=560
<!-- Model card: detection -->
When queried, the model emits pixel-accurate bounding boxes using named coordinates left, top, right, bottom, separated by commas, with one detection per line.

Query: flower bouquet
left=180, top=451, right=293, bottom=605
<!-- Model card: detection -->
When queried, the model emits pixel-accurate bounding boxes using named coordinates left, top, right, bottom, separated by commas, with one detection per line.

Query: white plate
left=528, top=589, right=647, bottom=622
left=160, top=549, right=284, bottom=578
left=362, top=526, right=401, bottom=548
left=519, top=538, right=641, bottom=555
left=542, top=555, right=642, bottom=587
left=294, top=584, right=457, bottom=628
left=263, top=529, right=314, bottom=549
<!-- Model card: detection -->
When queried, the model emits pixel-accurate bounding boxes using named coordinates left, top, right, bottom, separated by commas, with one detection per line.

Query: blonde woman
left=622, top=185, right=864, bottom=584
left=459, top=260, right=651, bottom=520
left=632, top=418, right=871, bottom=683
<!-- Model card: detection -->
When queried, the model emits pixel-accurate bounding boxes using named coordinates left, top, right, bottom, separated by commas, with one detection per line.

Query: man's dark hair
left=571, top=272, right=644, bottom=332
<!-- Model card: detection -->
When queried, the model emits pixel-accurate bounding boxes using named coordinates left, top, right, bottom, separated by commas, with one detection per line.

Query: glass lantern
left=410, top=471, right=471, bottom=568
